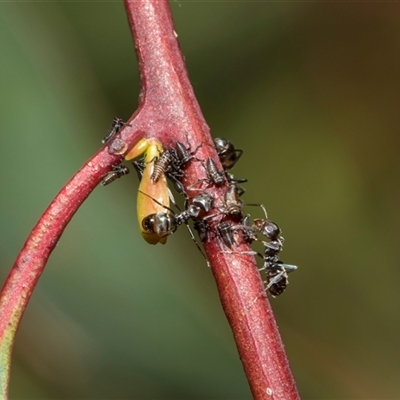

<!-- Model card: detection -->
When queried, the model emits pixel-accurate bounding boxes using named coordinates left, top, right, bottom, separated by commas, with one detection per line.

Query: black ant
left=250, top=213, right=296, bottom=297
left=214, top=138, right=243, bottom=170
left=219, top=202, right=297, bottom=297
left=101, top=164, right=130, bottom=186
left=139, top=190, right=214, bottom=260
left=241, top=206, right=297, bottom=297
left=102, top=117, right=128, bottom=144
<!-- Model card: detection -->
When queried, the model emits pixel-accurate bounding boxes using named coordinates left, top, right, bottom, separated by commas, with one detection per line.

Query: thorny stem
left=0, top=1, right=300, bottom=399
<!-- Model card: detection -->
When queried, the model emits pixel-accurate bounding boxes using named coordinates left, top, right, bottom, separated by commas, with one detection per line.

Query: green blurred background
left=1, top=2, right=399, bottom=399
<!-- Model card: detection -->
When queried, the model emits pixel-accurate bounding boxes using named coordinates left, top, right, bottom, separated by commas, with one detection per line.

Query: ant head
left=214, top=138, right=243, bottom=169
left=253, top=219, right=281, bottom=240
left=214, top=138, right=232, bottom=153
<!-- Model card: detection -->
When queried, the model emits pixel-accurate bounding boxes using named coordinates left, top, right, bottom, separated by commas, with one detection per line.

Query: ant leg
left=263, top=263, right=298, bottom=297
left=226, top=173, right=247, bottom=185
left=280, top=264, right=298, bottom=274
left=247, top=265, right=287, bottom=307
left=219, top=248, right=262, bottom=260
left=184, top=133, right=203, bottom=160
left=167, top=173, right=188, bottom=198
left=187, top=178, right=210, bottom=192
left=183, top=222, right=209, bottom=264
left=263, top=262, right=298, bottom=275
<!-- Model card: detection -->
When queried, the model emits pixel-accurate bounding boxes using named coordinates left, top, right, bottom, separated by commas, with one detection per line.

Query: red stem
left=0, top=1, right=300, bottom=399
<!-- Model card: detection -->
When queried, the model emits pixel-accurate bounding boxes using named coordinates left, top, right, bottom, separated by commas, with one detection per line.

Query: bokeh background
left=1, top=2, right=399, bottom=399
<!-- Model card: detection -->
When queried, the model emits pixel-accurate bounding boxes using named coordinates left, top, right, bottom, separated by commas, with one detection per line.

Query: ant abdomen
left=142, top=212, right=177, bottom=236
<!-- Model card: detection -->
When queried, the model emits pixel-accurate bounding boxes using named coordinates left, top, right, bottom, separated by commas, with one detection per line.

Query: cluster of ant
left=101, top=118, right=297, bottom=297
